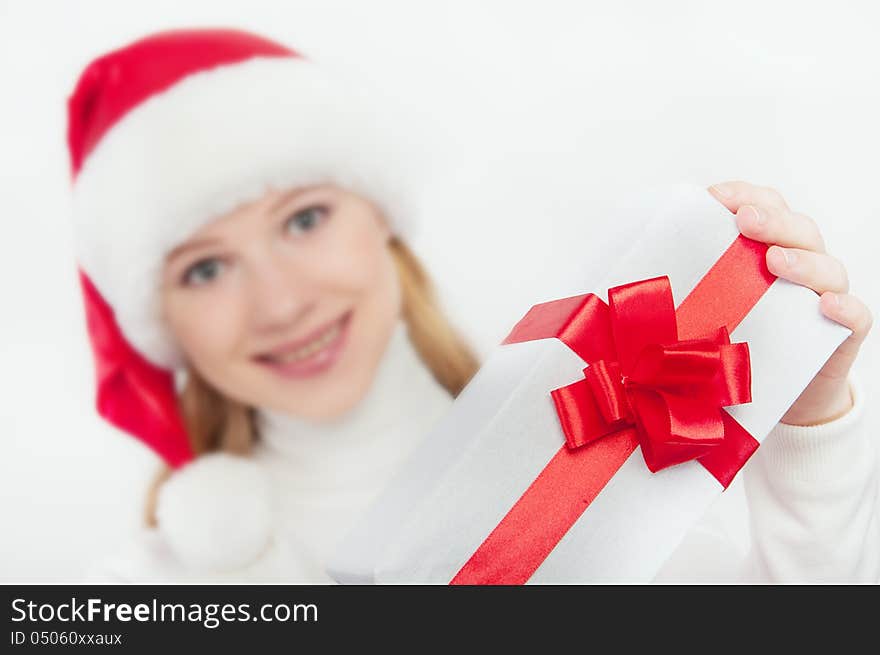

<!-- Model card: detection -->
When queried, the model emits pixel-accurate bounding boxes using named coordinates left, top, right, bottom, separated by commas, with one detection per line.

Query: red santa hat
left=67, top=28, right=420, bottom=469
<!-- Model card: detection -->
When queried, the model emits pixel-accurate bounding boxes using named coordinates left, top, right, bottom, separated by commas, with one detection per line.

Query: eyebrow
left=267, top=185, right=325, bottom=215
left=165, top=236, right=223, bottom=262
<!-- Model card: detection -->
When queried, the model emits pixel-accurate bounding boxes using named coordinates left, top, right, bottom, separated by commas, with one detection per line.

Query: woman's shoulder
left=83, top=527, right=320, bottom=583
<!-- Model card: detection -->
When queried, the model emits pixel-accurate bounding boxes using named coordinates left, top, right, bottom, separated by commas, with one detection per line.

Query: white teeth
left=270, top=321, right=342, bottom=364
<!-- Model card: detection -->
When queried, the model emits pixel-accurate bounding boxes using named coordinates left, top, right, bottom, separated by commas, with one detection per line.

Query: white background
left=0, top=0, right=877, bottom=582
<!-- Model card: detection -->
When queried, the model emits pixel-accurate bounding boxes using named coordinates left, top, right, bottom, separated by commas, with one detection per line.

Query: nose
left=245, top=248, right=316, bottom=334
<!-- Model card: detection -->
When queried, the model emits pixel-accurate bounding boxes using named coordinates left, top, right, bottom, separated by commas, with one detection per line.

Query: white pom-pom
left=156, top=453, right=273, bottom=572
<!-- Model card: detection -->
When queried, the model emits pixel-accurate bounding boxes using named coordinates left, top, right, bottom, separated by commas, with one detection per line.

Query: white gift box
left=328, top=183, right=850, bottom=584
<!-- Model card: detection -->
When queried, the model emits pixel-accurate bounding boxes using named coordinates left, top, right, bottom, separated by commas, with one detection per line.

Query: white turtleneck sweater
left=85, top=320, right=879, bottom=583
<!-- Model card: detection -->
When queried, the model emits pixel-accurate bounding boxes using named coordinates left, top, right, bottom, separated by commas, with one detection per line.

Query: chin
left=271, top=384, right=370, bottom=421
left=260, top=356, right=375, bottom=419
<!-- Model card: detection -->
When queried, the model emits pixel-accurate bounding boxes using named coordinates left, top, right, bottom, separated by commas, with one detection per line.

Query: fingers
left=709, top=180, right=790, bottom=214
left=766, top=246, right=849, bottom=294
left=819, top=292, right=873, bottom=376
left=708, top=180, right=871, bottom=400
left=736, top=206, right=825, bottom=252
left=708, top=181, right=826, bottom=252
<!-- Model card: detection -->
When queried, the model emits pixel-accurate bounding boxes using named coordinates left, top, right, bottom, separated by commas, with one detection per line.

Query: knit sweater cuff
left=757, top=374, right=866, bottom=484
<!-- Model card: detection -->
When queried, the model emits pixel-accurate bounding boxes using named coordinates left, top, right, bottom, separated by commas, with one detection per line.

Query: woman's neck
left=252, top=320, right=454, bottom=493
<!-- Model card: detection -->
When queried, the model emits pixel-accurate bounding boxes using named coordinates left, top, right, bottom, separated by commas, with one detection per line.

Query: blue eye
left=284, top=206, right=328, bottom=235
left=182, top=258, right=225, bottom=286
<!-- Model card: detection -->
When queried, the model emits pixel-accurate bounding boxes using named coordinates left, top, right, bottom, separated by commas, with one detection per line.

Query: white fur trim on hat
left=155, top=452, right=273, bottom=572
left=71, top=56, right=424, bottom=369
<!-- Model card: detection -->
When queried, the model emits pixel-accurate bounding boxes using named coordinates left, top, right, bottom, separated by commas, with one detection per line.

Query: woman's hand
left=707, top=181, right=872, bottom=426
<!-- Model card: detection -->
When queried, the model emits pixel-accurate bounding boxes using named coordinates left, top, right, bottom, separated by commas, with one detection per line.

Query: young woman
left=68, top=28, right=877, bottom=583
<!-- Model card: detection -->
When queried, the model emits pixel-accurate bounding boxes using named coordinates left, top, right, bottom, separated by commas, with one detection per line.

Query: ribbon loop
left=583, top=359, right=630, bottom=424
left=607, top=276, right=678, bottom=373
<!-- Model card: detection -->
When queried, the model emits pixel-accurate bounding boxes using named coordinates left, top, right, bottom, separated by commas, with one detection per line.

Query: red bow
left=550, top=276, right=752, bottom=472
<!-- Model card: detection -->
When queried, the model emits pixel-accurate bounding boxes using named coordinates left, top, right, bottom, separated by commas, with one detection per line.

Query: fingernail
left=782, top=248, right=795, bottom=266
left=832, top=292, right=842, bottom=307
left=711, top=184, right=733, bottom=198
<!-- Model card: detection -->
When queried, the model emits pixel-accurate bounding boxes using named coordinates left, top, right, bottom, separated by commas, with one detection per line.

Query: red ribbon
left=450, top=234, right=776, bottom=585
left=551, top=276, right=752, bottom=472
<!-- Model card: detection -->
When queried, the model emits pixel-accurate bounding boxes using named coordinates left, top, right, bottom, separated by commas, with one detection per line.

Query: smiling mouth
left=254, top=311, right=352, bottom=378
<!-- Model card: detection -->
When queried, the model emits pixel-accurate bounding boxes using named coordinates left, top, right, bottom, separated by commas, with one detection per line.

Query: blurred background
left=1, top=0, right=878, bottom=582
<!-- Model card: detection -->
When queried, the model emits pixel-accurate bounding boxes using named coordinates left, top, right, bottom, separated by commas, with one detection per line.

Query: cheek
left=306, top=216, right=398, bottom=300
left=162, top=288, right=247, bottom=369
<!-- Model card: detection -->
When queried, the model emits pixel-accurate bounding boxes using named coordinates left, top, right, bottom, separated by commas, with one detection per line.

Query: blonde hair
left=145, top=235, right=479, bottom=525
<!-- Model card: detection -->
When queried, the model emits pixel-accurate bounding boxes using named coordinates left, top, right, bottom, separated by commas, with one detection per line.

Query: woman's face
left=161, top=184, right=401, bottom=420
